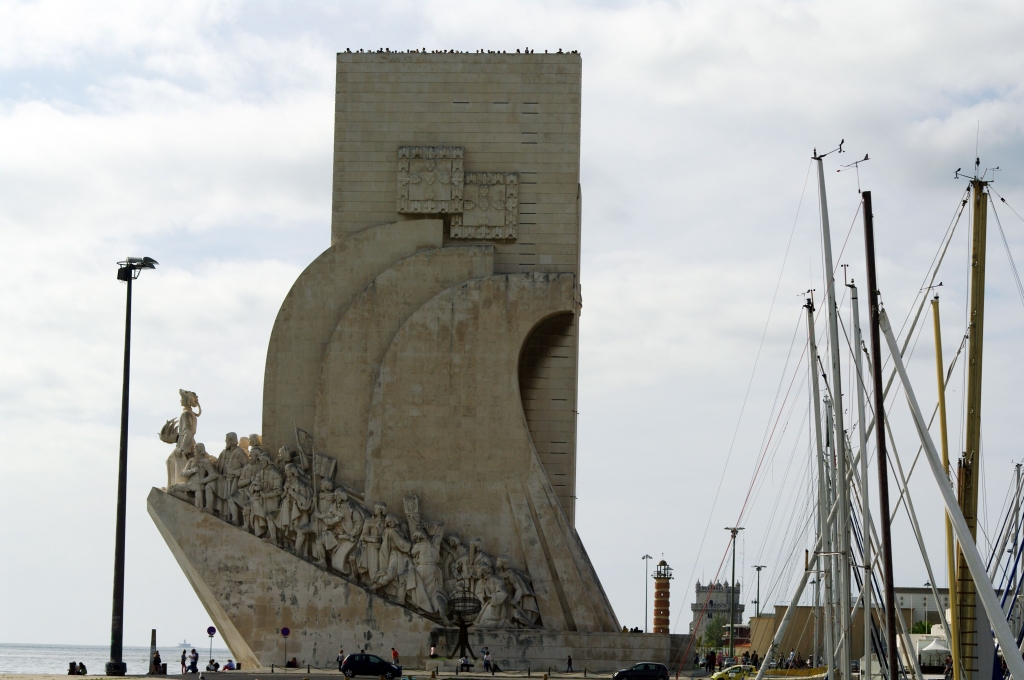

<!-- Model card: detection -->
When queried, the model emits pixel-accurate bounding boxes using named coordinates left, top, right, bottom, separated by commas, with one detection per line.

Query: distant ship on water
left=177, top=641, right=191, bottom=648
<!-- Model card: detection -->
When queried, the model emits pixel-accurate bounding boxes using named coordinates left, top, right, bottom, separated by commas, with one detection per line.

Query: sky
left=4, top=0, right=1024, bottom=651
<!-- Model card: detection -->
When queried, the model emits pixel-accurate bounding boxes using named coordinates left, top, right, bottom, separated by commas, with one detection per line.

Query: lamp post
left=642, top=554, right=653, bottom=633
left=725, top=527, right=744, bottom=658
left=106, top=256, right=158, bottom=677
left=753, top=565, right=766, bottom=618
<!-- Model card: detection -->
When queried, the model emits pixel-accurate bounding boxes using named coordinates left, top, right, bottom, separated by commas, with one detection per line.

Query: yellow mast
left=956, top=178, right=989, bottom=680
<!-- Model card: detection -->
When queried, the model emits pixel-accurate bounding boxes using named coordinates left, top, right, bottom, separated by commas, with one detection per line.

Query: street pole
left=726, top=527, right=744, bottom=657
left=753, top=566, right=766, bottom=618
left=107, top=257, right=157, bottom=677
left=643, top=554, right=653, bottom=633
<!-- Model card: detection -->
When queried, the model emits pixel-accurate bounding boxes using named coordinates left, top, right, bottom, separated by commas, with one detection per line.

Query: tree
left=704, top=615, right=726, bottom=649
left=912, top=620, right=930, bottom=634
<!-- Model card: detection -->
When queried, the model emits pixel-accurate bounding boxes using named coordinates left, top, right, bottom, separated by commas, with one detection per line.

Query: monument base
left=148, top=488, right=692, bottom=671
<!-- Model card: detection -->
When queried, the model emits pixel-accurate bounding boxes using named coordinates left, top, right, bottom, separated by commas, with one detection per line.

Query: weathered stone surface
left=314, top=245, right=495, bottom=490
left=262, top=219, right=443, bottom=454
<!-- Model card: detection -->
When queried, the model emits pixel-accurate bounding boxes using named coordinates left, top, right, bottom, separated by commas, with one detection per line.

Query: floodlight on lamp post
left=106, top=256, right=158, bottom=677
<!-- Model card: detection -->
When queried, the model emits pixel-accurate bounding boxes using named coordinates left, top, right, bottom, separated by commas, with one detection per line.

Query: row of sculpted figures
left=159, top=389, right=541, bottom=630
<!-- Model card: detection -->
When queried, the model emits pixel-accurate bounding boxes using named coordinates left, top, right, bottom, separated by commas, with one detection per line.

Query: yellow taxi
left=711, top=665, right=757, bottom=680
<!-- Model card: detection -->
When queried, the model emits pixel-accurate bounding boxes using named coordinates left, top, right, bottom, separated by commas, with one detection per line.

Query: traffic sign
left=281, top=627, right=290, bottom=638
left=207, top=627, right=216, bottom=637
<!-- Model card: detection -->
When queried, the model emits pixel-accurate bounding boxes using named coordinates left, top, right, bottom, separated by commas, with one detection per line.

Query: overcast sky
left=4, top=0, right=1024, bottom=650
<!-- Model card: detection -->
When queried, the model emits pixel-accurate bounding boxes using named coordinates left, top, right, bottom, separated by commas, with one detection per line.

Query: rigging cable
left=671, top=158, right=813, bottom=635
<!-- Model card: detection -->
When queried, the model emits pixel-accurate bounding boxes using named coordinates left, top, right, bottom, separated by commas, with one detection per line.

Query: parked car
left=711, top=664, right=757, bottom=680
left=612, top=662, right=670, bottom=680
left=340, top=654, right=402, bottom=679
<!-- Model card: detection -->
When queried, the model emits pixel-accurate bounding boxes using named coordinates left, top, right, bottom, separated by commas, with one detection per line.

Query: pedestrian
left=484, top=650, right=492, bottom=672
left=567, top=655, right=574, bottom=673
left=77, top=662, right=88, bottom=675
left=153, top=651, right=163, bottom=674
left=181, top=650, right=188, bottom=674
left=392, top=648, right=399, bottom=666
left=189, top=650, right=199, bottom=674
left=337, top=648, right=345, bottom=672
left=430, top=645, right=438, bottom=659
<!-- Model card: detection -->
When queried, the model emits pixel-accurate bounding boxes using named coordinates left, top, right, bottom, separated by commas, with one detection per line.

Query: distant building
left=893, top=587, right=950, bottom=626
left=691, top=580, right=745, bottom=641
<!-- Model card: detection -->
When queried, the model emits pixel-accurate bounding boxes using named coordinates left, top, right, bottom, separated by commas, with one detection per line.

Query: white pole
left=850, top=283, right=873, bottom=680
left=807, top=299, right=836, bottom=678
left=816, top=154, right=853, bottom=680
left=879, top=308, right=1024, bottom=680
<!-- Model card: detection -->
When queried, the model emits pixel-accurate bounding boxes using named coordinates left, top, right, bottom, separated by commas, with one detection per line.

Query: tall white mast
left=849, top=282, right=872, bottom=680
left=806, top=298, right=834, bottom=676
left=815, top=150, right=852, bottom=680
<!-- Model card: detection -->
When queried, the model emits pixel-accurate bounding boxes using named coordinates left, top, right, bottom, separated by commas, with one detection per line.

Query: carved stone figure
left=170, top=443, right=219, bottom=512
left=160, top=389, right=201, bottom=486
left=410, top=522, right=447, bottom=617
left=247, top=434, right=264, bottom=460
left=235, top=452, right=260, bottom=532
left=314, top=489, right=365, bottom=575
left=441, top=533, right=470, bottom=593
left=278, top=463, right=314, bottom=554
left=216, top=432, right=248, bottom=525
left=473, top=558, right=510, bottom=626
left=374, top=514, right=414, bottom=601
left=256, top=454, right=284, bottom=532
left=248, top=483, right=271, bottom=540
left=357, top=502, right=387, bottom=584
left=496, top=555, right=541, bottom=627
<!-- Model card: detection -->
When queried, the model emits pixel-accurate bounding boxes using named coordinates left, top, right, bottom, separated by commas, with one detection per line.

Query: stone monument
left=148, top=50, right=691, bottom=670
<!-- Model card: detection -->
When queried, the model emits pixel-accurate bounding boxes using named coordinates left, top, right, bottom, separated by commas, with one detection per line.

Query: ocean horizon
left=0, top=643, right=233, bottom=675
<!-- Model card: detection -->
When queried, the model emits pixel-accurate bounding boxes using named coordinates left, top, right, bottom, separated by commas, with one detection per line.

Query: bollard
left=431, top=672, right=436, bottom=679
left=544, top=674, right=548, bottom=680
left=308, top=665, right=311, bottom=673
left=585, top=671, right=587, bottom=678
left=272, top=664, right=275, bottom=673
left=528, top=668, right=531, bottom=678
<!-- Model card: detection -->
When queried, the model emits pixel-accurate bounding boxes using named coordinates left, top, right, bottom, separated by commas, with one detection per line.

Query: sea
left=0, top=643, right=233, bottom=675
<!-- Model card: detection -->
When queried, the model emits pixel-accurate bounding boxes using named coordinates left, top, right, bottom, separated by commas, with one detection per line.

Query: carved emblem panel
left=452, top=172, right=519, bottom=240
left=397, top=146, right=464, bottom=215
left=396, top=147, right=518, bottom=241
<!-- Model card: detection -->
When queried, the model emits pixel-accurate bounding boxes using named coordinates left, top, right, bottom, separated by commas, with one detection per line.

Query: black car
left=340, top=654, right=402, bottom=679
left=612, top=662, right=670, bottom=680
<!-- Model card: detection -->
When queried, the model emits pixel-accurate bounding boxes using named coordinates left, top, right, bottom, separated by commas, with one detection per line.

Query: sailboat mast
left=932, top=295, right=960, bottom=680
left=957, top=178, right=989, bottom=680
left=806, top=298, right=834, bottom=674
left=849, top=282, right=872, bottom=680
left=862, top=190, right=898, bottom=680
left=815, top=152, right=852, bottom=680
